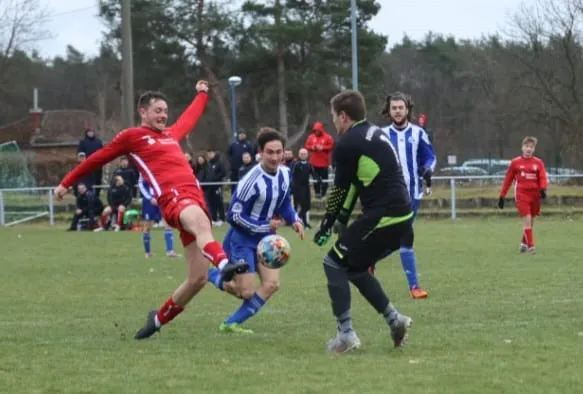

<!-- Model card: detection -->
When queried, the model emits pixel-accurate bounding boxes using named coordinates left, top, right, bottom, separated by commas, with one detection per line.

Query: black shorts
left=328, top=212, right=414, bottom=273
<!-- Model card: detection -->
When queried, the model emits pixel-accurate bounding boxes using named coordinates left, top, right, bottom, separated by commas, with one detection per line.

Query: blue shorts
left=223, top=227, right=264, bottom=273
left=142, top=198, right=162, bottom=222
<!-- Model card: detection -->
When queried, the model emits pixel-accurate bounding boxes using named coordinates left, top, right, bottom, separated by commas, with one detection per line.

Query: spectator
left=95, top=175, right=132, bottom=232
left=73, top=152, right=95, bottom=197
left=113, top=156, right=139, bottom=197
left=184, top=153, right=196, bottom=174
left=283, top=149, right=295, bottom=167
left=304, top=121, right=334, bottom=198
left=205, top=150, right=227, bottom=226
left=67, top=183, right=103, bottom=231
left=291, top=148, right=313, bottom=228
left=227, top=131, right=256, bottom=192
left=238, top=152, right=255, bottom=179
left=77, top=127, right=104, bottom=196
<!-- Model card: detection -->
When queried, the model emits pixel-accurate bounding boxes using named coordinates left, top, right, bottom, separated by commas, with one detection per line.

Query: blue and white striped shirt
left=227, top=164, right=299, bottom=236
left=383, top=123, right=436, bottom=200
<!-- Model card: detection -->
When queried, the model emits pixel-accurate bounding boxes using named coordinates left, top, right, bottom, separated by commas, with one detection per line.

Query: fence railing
left=0, top=174, right=582, bottom=226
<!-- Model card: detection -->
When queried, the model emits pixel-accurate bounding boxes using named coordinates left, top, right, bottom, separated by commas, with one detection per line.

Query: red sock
left=100, top=215, right=107, bottom=227
left=202, top=241, right=228, bottom=267
left=116, top=212, right=123, bottom=227
left=156, top=297, right=184, bottom=326
left=521, top=233, right=527, bottom=245
left=524, top=228, right=534, bottom=248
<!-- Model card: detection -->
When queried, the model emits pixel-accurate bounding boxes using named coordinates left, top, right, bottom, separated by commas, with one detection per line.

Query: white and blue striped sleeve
left=138, top=176, right=153, bottom=200
left=418, top=129, right=436, bottom=172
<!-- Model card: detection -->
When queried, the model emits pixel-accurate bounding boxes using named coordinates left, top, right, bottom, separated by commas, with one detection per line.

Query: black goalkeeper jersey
left=332, top=120, right=412, bottom=217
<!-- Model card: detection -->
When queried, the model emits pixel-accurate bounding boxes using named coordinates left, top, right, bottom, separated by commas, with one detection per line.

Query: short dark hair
left=330, top=90, right=366, bottom=121
left=137, top=91, right=168, bottom=110
left=257, top=127, right=286, bottom=150
left=381, top=91, right=414, bottom=121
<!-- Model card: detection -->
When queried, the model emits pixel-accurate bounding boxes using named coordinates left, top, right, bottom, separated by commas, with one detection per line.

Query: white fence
left=0, top=174, right=581, bottom=226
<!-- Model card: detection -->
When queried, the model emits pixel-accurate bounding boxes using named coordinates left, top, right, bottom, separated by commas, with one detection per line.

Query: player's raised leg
left=179, top=204, right=248, bottom=281
left=134, top=240, right=208, bottom=339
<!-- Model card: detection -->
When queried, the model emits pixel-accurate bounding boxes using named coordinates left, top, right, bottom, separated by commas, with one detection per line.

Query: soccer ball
left=257, top=234, right=291, bottom=269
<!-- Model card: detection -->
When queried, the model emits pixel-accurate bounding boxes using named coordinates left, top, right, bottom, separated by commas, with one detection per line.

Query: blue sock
left=207, top=268, right=224, bottom=290
left=225, top=293, right=266, bottom=325
left=164, top=228, right=174, bottom=252
left=400, top=247, right=419, bottom=289
left=143, top=232, right=151, bottom=254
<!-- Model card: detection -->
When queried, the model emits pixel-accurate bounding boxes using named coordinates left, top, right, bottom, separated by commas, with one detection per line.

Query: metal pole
left=121, top=0, right=135, bottom=128
left=450, top=178, right=456, bottom=220
left=0, top=191, right=4, bottom=226
left=350, top=0, right=358, bottom=90
left=230, top=84, right=237, bottom=139
left=48, top=188, right=54, bottom=226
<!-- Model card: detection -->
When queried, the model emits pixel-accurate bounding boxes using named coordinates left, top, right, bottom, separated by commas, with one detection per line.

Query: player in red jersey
left=54, top=80, right=249, bottom=339
left=498, top=136, right=548, bottom=253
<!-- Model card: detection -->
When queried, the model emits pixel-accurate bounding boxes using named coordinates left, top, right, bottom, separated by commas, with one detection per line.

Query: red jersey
left=499, top=156, right=548, bottom=197
left=305, top=122, right=334, bottom=168
left=61, top=92, right=209, bottom=199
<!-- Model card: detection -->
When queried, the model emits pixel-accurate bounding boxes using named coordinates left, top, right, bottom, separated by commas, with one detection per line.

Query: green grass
left=1, top=219, right=582, bottom=393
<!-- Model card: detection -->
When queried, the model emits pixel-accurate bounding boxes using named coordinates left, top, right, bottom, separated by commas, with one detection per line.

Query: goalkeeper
left=313, top=90, right=413, bottom=353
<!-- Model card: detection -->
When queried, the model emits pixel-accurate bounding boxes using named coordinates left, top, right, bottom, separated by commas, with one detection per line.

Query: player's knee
left=186, top=272, right=207, bottom=290
left=238, top=288, right=255, bottom=300
left=261, top=278, right=280, bottom=296
left=181, top=205, right=211, bottom=234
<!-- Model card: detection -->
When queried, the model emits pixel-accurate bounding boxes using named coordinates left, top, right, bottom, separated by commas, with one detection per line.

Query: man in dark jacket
left=96, top=175, right=132, bottom=231
left=227, top=131, right=256, bottom=192
left=113, top=156, right=139, bottom=197
left=291, top=148, right=313, bottom=228
left=238, top=152, right=255, bottom=180
left=205, top=150, right=227, bottom=226
left=77, top=127, right=104, bottom=196
left=68, top=183, right=103, bottom=231
left=73, top=152, right=95, bottom=197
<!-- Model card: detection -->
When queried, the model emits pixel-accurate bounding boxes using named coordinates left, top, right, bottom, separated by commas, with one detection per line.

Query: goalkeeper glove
left=497, top=197, right=505, bottom=209
left=422, top=168, right=433, bottom=188
left=540, top=189, right=547, bottom=199
left=313, top=214, right=335, bottom=246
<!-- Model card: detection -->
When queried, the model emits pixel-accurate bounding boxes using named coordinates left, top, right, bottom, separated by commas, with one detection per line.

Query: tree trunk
left=277, top=52, right=288, bottom=137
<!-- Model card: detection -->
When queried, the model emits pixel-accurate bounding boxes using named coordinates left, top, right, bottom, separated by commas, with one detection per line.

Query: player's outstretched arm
left=55, top=131, right=131, bottom=200
left=278, top=190, right=304, bottom=239
left=169, top=80, right=209, bottom=142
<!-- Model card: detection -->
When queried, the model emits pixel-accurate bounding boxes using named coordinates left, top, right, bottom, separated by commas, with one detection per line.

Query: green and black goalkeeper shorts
left=327, top=211, right=414, bottom=273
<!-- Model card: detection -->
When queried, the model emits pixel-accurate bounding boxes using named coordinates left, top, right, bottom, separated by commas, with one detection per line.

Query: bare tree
left=506, top=0, right=583, bottom=164
left=0, top=0, right=49, bottom=75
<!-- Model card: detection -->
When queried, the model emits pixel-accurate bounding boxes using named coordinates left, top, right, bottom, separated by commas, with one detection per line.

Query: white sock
left=154, top=314, right=162, bottom=328
left=218, top=259, right=228, bottom=270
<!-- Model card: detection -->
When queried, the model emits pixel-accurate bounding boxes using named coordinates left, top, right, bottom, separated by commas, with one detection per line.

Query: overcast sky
left=37, top=0, right=531, bottom=58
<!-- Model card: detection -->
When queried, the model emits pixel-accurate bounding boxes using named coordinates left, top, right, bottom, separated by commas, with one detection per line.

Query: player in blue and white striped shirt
left=138, top=175, right=177, bottom=258
left=208, top=128, right=304, bottom=333
left=377, top=92, right=436, bottom=299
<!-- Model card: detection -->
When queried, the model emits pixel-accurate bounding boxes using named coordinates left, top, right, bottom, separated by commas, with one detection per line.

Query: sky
left=36, top=0, right=531, bottom=58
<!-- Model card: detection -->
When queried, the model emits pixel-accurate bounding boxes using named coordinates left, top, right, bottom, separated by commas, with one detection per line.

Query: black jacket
left=76, top=190, right=103, bottom=215
left=292, top=160, right=312, bottom=190
left=238, top=163, right=255, bottom=180
left=77, top=129, right=103, bottom=157
left=228, top=140, right=256, bottom=170
left=205, top=154, right=227, bottom=189
left=107, top=184, right=132, bottom=207
left=113, top=167, right=139, bottom=189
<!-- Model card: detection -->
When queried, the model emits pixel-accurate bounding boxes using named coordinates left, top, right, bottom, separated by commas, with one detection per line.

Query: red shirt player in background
left=498, top=136, right=548, bottom=254
left=54, top=80, right=249, bottom=340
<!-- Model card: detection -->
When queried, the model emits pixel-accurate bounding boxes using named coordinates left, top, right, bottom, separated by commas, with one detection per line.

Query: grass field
left=1, top=219, right=582, bottom=393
